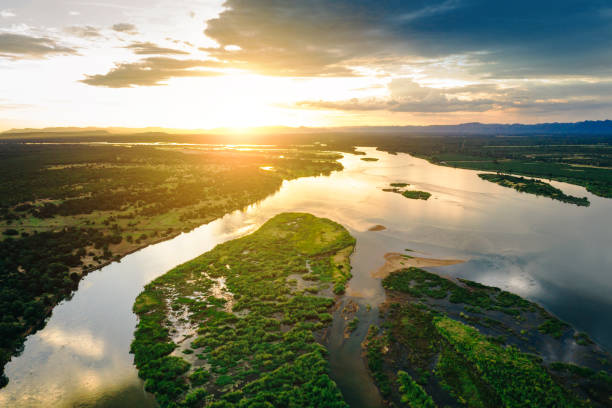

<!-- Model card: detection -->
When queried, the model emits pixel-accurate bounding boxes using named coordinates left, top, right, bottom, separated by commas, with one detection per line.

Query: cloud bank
left=80, top=57, right=221, bottom=87
left=0, top=33, right=76, bottom=59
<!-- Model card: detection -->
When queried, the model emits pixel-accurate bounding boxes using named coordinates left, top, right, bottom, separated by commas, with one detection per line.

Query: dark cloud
left=203, top=0, right=612, bottom=78
left=80, top=57, right=222, bottom=88
left=0, top=33, right=76, bottom=59
left=203, top=0, right=397, bottom=76
left=64, top=25, right=102, bottom=38
left=111, top=23, right=138, bottom=35
left=126, top=41, right=189, bottom=55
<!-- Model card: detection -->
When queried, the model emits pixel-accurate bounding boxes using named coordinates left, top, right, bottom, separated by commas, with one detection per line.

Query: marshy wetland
left=1, top=147, right=612, bottom=407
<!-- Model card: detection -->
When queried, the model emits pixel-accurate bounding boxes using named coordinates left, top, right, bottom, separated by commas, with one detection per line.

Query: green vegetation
left=0, top=143, right=343, bottom=388
left=478, top=173, right=589, bottom=206
left=347, top=317, right=359, bottom=333
left=383, top=267, right=533, bottom=316
left=364, top=267, right=612, bottom=407
left=364, top=325, right=392, bottom=398
left=402, top=191, right=431, bottom=200
left=397, top=370, right=436, bottom=408
left=539, top=318, right=570, bottom=339
left=436, top=316, right=572, bottom=407
left=360, top=157, right=379, bottom=162
left=574, top=332, right=595, bottom=346
left=131, top=213, right=354, bottom=407
left=383, top=183, right=432, bottom=200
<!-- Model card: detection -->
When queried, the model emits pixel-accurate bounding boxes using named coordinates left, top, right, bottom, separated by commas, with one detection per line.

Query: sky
left=1, top=0, right=612, bottom=130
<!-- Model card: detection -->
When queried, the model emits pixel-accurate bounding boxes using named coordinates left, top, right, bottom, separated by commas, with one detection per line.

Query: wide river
left=2, top=147, right=612, bottom=407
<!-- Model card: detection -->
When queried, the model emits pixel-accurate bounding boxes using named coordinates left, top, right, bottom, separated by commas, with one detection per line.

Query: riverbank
left=371, top=252, right=465, bottom=279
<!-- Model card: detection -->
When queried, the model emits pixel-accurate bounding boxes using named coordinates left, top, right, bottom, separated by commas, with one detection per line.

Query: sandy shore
left=371, top=252, right=465, bottom=278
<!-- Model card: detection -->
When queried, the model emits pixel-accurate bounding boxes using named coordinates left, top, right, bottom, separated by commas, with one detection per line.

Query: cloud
left=202, top=0, right=612, bottom=79
left=296, top=78, right=612, bottom=115
left=298, top=79, right=497, bottom=113
left=1, top=10, right=16, bottom=18
left=0, top=100, right=31, bottom=110
left=126, top=41, right=189, bottom=55
left=111, top=23, right=138, bottom=35
left=64, top=25, right=102, bottom=38
left=202, top=0, right=401, bottom=76
left=0, top=33, right=77, bottom=59
left=80, top=57, right=222, bottom=87
left=396, top=0, right=461, bottom=22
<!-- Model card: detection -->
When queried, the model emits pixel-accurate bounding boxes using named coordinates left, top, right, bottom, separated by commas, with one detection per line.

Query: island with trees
left=383, top=183, right=432, bottom=200
left=131, top=212, right=355, bottom=407
left=478, top=173, right=590, bottom=206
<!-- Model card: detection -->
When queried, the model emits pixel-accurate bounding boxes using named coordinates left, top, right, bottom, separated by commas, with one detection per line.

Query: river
left=1, top=147, right=612, bottom=407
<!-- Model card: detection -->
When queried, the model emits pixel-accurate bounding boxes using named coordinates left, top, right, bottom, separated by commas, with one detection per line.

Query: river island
left=131, top=213, right=354, bottom=407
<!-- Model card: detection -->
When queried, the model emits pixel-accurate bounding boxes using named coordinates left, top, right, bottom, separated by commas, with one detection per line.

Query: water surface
left=2, top=148, right=611, bottom=407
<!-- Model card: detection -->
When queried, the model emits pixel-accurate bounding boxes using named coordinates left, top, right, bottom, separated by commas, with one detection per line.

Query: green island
left=131, top=213, right=355, bottom=407
left=364, top=267, right=612, bottom=407
left=0, top=143, right=342, bottom=387
left=479, top=173, right=590, bottom=206
left=361, top=157, right=379, bottom=162
left=383, top=184, right=432, bottom=200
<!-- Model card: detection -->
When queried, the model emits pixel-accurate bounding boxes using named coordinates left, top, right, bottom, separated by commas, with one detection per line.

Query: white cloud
left=1, top=10, right=16, bottom=18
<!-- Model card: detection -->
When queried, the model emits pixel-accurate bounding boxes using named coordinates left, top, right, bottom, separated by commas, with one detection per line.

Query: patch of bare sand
left=371, top=252, right=465, bottom=278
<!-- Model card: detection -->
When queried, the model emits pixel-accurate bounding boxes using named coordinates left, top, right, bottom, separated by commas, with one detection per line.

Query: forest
left=0, top=143, right=343, bottom=388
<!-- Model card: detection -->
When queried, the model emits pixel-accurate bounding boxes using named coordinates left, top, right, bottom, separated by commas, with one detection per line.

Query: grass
left=131, top=212, right=354, bottom=407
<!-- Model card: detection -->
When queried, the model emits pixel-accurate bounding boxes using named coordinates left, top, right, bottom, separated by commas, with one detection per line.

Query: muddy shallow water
left=2, top=147, right=612, bottom=407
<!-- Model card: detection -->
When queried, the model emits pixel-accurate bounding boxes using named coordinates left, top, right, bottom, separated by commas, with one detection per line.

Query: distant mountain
left=3, top=120, right=612, bottom=138
left=332, top=120, right=612, bottom=135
